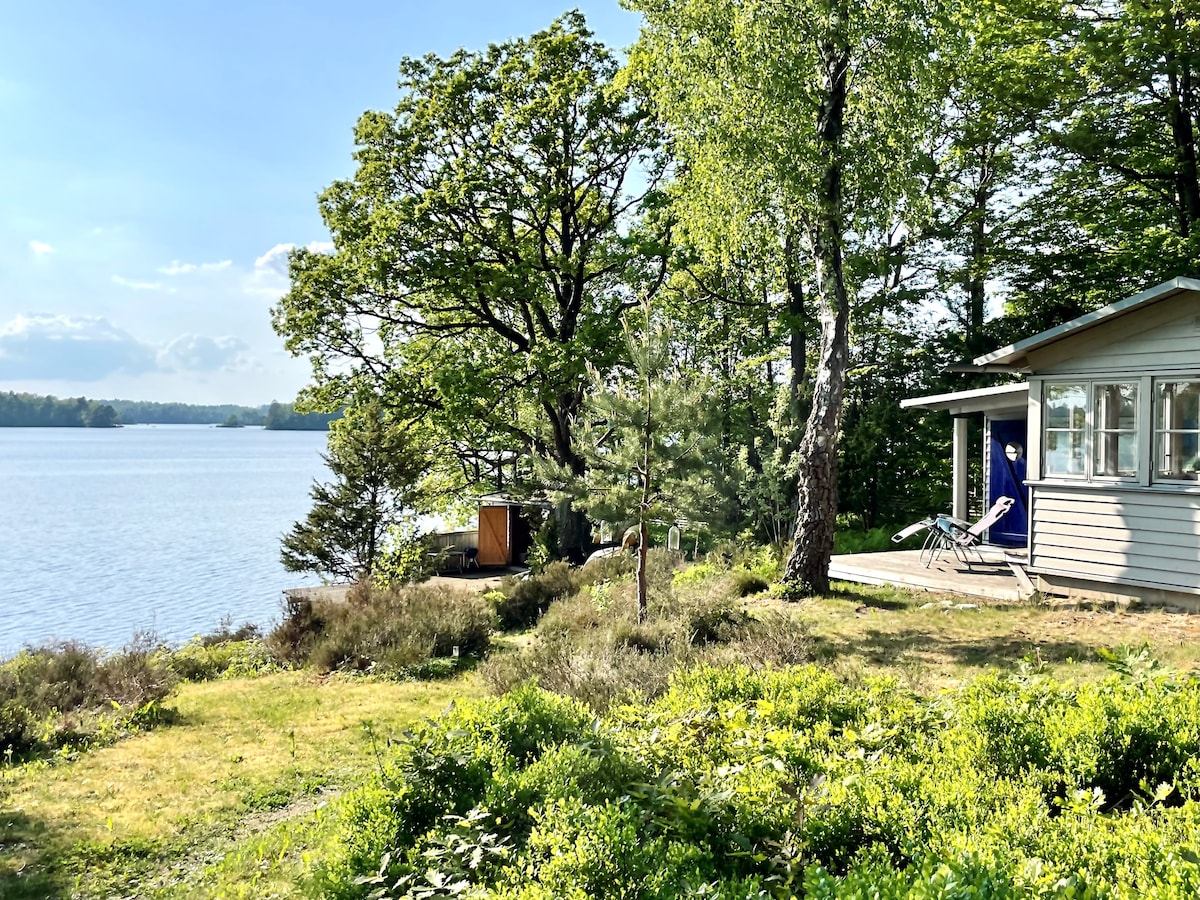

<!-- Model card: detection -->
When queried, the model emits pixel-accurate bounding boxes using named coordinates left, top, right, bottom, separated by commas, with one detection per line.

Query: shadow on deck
left=829, top=548, right=1028, bottom=602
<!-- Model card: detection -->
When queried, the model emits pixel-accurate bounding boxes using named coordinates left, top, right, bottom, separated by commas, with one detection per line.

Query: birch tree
left=628, top=0, right=950, bottom=593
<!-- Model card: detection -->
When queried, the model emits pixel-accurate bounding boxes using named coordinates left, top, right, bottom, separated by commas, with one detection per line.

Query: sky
left=0, top=1, right=642, bottom=405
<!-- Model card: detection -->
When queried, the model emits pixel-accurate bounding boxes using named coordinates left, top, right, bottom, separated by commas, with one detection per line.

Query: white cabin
left=908, top=276, right=1200, bottom=608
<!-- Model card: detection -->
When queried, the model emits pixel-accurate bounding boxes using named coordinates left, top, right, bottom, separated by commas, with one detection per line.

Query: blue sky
left=0, top=1, right=641, bottom=405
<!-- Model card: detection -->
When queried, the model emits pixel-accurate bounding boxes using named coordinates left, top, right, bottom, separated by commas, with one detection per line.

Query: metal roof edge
left=900, top=381, right=1028, bottom=412
left=972, top=276, right=1200, bottom=367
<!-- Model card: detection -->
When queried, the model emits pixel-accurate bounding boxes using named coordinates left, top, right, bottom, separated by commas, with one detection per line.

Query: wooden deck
left=829, top=548, right=1029, bottom=602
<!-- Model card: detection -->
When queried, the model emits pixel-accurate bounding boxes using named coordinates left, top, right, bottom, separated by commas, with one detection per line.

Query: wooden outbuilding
left=474, top=494, right=540, bottom=567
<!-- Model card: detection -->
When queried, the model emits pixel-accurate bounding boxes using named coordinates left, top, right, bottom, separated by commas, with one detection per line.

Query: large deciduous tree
left=272, top=13, right=665, bottom=495
left=629, top=0, right=949, bottom=593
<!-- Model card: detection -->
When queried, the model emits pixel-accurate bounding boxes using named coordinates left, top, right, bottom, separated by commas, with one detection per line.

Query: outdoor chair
left=891, top=496, right=1016, bottom=569
left=464, top=547, right=479, bottom=571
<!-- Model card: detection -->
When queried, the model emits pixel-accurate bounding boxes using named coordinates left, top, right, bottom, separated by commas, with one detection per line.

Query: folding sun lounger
left=891, top=496, right=1016, bottom=569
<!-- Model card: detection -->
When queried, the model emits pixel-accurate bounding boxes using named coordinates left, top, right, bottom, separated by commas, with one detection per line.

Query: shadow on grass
left=813, top=627, right=1097, bottom=670
left=0, top=809, right=65, bottom=900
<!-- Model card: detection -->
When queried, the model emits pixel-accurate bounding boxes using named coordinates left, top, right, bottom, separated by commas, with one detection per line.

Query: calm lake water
left=0, top=425, right=329, bottom=653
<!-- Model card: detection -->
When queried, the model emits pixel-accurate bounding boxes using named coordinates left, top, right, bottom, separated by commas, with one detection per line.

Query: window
left=1044, top=383, right=1086, bottom=476
left=1093, top=383, right=1138, bottom=477
left=1154, top=380, right=1200, bottom=480
left=1042, top=381, right=1140, bottom=480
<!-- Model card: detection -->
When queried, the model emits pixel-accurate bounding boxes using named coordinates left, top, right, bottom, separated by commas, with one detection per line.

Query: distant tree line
left=0, top=392, right=118, bottom=428
left=106, top=399, right=266, bottom=426
left=0, top=392, right=341, bottom=430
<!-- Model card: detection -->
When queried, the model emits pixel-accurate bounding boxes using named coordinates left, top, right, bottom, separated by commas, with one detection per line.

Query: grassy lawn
left=4, top=582, right=1199, bottom=898
left=0, top=671, right=480, bottom=899
left=795, top=583, right=1200, bottom=689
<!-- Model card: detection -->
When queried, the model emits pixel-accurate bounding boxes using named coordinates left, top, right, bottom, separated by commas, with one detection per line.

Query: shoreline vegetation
left=4, top=549, right=1200, bottom=898
left=0, top=392, right=340, bottom=430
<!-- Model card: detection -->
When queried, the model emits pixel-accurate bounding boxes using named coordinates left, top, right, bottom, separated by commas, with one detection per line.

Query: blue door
left=988, top=418, right=1029, bottom=547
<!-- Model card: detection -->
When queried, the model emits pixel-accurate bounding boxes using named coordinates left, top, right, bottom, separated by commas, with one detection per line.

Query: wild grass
left=268, top=583, right=492, bottom=677
left=0, top=670, right=479, bottom=899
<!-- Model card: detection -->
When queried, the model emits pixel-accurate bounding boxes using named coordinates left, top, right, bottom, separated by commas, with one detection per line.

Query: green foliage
left=266, top=584, right=492, bottom=678
left=0, top=638, right=177, bottom=761
left=272, top=11, right=665, bottom=489
left=492, top=562, right=586, bottom=631
left=482, top=558, right=811, bottom=711
left=317, top=663, right=1200, bottom=898
left=833, top=526, right=900, bottom=555
left=281, top=398, right=429, bottom=583
left=262, top=400, right=339, bottom=430
left=0, top=391, right=122, bottom=427
left=372, top=522, right=439, bottom=589
left=166, top=637, right=280, bottom=682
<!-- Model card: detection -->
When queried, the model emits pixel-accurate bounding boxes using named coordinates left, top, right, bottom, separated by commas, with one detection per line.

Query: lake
left=0, top=425, right=329, bottom=653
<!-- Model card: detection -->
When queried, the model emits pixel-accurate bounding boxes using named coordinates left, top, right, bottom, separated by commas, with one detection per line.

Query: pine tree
left=557, top=315, right=716, bottom=621
left=281, top=399, right=428, bottom=582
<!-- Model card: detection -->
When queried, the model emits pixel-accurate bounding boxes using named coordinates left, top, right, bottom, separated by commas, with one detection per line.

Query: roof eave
left=972, top=276, right=1200, bottom=368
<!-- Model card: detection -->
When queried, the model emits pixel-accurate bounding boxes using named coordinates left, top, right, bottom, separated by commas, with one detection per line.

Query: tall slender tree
left=629, top=0, right=950, bottom=593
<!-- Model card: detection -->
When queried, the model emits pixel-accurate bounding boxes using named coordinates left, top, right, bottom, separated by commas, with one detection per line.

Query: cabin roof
left=900, top=382, right=1028, bottom=416
left=973, top=276, right=1200, bottom=370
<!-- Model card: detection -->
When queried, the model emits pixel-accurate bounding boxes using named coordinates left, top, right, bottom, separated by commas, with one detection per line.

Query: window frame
left=1152, top=378, right=1200, bottom=483
left=1040, top=379, right=1143, bottom=484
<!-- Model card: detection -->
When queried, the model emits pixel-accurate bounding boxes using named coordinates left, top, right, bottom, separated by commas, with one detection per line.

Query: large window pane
left=1044, top=383, right=1086, bottom=475
left=1155, top=381, right=1200, bottom=480
left=1093, top=382, right=1138, bottom=477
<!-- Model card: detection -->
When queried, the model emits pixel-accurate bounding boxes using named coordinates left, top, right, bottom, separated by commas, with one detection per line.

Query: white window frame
left=1152, top=378, right=1200, bottom=483
left=1040, top=379, right=1143, bottom=483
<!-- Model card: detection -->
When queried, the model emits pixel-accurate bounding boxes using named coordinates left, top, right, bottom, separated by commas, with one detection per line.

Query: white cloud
left=0, top=314, right=158, bottom=380
left=247, top=240, right=333, bottom=298
left=112, top=275, right=171, bottom=292
left=158, top=259, right=233, bottom=275
left=29, top=240, right=53, bottom=255
left=157, top=334, right=250, bottom=373
left=0, top=314, right=258, bottom=381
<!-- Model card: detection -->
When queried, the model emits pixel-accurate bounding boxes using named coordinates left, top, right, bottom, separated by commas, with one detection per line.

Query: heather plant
left=0, top=637, right=176, bottom=761
left=267, top=583, right=492, bottom=677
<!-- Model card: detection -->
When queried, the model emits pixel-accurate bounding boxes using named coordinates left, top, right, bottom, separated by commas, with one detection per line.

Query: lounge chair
left=892, top=496, right=1016, bottom=568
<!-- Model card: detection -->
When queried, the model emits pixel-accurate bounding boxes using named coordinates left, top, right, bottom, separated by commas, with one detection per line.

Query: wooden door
left=477, top=506, right=509, bottom=566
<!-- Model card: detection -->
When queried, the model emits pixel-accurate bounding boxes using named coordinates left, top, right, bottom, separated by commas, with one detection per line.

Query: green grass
left=0, top=671, right=480, bottom=899
left=4, top=571, right=1200, bottom=897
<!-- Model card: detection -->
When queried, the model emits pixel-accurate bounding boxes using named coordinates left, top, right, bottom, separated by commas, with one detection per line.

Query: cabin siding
left=1030, top=486, right=1200, bottom=595
left=1036, top=296, right=1200, bottom=375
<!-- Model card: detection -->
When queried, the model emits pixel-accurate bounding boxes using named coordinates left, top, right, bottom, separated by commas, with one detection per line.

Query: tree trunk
left=783, top=38, right=850, bottom=598
left=1167, top=61, right=1200, bottom=238
left=636, top=518, right=649, bottom=624
left=784, top=231, right=807, bottom=410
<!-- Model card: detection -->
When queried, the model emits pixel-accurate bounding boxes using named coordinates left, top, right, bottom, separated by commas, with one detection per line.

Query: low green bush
left=267, top=583, right=492, bottom=677
left=0, top=637, right=177, bottom=761
left=834, top=526, right=903, bottom=555
left=165, top=638, right=280, bottom=682
left=313, top=664, right=1200, bottom=899
left=492, top=562, right=586, bottom=630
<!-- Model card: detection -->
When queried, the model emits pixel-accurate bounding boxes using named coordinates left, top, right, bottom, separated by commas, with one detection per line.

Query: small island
left=216, top=415, right=245, bottom=428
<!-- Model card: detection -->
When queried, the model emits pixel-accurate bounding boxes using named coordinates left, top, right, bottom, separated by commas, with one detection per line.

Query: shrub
left=321, top=664, right=1200, bottom=898
left=729, top=569, right=771, bottom=597
left=267, top=583, right=492, bottom=677
left=0, top=637, right=177, bottom=761
left=833, top=526, right=901, bottom=555
left=166, top=638, right=280, bottom=682
left=492, top=562, right=585, bottom=630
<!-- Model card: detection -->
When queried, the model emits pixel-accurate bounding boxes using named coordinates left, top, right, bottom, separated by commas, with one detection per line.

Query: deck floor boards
left=829, top=549, right=1025, bottom=602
